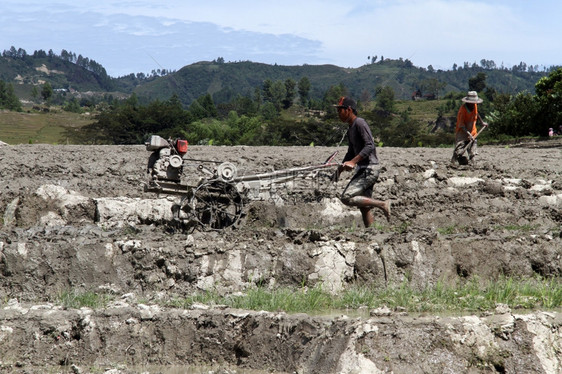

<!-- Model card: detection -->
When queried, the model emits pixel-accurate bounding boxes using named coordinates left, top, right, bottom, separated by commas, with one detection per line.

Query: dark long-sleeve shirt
left=342, top=117, right=379, bottom=168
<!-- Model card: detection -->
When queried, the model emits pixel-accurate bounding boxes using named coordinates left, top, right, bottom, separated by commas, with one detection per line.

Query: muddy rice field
left=0, top=138, right=561, bottom=373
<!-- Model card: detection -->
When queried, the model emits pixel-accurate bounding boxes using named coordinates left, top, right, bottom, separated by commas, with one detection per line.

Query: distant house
left=411, top=89, right=436, bottom=101
left=412, top=89, right=422, bottom=100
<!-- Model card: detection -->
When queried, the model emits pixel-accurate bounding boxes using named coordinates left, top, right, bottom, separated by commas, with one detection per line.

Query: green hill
left=1, top=48, right=558, bottom=146
left=133, top=59, right=548, bottom=107
left=1, top=54, right=111, bottom=95
left=1, top=48, right=551, bottom=108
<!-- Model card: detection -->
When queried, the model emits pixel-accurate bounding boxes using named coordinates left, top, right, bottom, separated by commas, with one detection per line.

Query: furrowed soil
left=0, top=139, right=561, bottom=374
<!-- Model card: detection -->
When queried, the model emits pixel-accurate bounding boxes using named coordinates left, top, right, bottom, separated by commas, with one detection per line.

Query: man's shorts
left=341, top=166, right=380, bottom=203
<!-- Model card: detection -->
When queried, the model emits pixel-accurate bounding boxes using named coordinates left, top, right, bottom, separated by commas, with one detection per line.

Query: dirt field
left=0, top=139, right=561, bottom=373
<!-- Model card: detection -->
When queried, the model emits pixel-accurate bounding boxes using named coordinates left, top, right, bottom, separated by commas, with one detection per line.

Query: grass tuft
left=57, top=290, right=113, bottom=309
left=165, top=276, right=562, bottom=314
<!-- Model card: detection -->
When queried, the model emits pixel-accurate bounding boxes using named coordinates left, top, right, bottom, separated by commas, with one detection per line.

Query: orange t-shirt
left=455, top=104, right=478, bottom=136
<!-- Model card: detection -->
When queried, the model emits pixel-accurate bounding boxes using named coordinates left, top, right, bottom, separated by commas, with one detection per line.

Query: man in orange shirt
left=451, top=91, right=488, bottom=165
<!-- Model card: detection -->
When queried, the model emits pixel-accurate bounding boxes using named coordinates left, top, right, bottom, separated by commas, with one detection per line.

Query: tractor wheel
left=186, top=180, right=244, bottom=230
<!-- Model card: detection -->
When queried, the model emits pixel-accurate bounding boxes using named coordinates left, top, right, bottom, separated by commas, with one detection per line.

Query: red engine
left=146, top=135, right=188, bottom=182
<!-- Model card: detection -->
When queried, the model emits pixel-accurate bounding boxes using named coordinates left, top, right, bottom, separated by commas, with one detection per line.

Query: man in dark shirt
left=334, top=97, right=391, bottom=227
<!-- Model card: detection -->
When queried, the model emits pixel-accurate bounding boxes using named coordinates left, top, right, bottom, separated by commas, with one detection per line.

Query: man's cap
left=333, top=96, right=357, bottom=111
left=462, top=91, right=483, bottom=104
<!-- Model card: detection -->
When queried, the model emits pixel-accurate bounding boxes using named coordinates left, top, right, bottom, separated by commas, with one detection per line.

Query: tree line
left=365, top=54, right=559, bottom=74
left=79, top=76, right=331, bottom=146
left=74, top=67, right=562, bottom=147
left=486, top=68, right=562, bottom=139
left=3, top=46, right=560, bottom=146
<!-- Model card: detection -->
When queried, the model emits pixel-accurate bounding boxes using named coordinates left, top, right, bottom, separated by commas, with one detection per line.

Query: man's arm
left=478, top=113, right=488, bottom=127
left=342, top=154, right=363, bottom=171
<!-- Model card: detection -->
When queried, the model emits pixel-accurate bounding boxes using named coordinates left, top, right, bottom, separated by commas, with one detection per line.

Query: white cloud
left=2, top=0, right=561, bottom=76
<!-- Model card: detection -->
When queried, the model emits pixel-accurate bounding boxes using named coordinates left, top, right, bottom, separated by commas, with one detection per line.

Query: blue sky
left=1, top=0, right=561, bottom=77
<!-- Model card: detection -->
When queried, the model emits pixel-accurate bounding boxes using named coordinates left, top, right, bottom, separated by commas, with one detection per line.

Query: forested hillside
left=2, top=46, right=561, bottom=147
left=133, top=58, right=548, bottom=107
left=1, top=46, right=554, bottom=107
left=1, top=47, right=115, bottom=93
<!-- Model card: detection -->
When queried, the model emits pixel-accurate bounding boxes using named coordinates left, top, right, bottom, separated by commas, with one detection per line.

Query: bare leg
left=360, top=207, right=374, bottom=227
left=349, top=196, right=391, bottom=222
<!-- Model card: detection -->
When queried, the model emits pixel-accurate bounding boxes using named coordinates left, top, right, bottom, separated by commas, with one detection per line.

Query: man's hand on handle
left=341, top=160, right=356, bottom=171
left=331, top=162, right=355, bottom=182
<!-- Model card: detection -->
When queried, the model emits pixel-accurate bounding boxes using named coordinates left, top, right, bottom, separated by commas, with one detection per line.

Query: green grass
left=394, top=98, right=457, bottom=122
left=437, top=225, right=459, bottom=235
left=235, top=285, right=331, bottom=312
left=163, top=276, right=562, bottom=314
left=30, top=276, right=562, bottom=314
left=57, top=290, right=113, bottom=309
left=0, top=106, right=94, bottom=144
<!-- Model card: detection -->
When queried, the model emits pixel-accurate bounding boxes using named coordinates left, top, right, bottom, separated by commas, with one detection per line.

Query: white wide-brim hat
left=462, top=91, right=483, bottom=103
